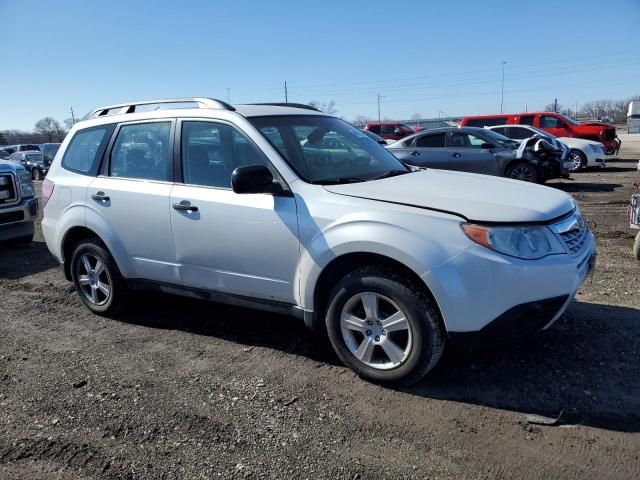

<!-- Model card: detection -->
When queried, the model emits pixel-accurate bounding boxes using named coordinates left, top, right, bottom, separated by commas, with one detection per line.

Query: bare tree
left=307, top=100, right=338, bottom=115
left=64, top=118, right=75, bottom=130
left=544, top=103, right=563, bottom=112
left=34, top=117, right=65, bottom=142
left=353, top=115, right=372, bottom=126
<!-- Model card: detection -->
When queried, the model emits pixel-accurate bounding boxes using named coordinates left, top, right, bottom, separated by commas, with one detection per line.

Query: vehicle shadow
left=550, top=182, right=623, bottom=193
left=119, top=293, right=639, bottom=433
left=406, top=301, right=640, bottom=433
left=0, top=240, right=59, bottom=279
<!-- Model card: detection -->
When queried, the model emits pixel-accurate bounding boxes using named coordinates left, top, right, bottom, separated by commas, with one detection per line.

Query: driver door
left=169, top=120, right=300, bottom=304
left=445, top=132, right=499, bottom=175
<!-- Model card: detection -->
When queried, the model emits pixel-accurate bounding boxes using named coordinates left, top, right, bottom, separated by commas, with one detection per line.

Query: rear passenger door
left=87, top=120, right=178, bottom=283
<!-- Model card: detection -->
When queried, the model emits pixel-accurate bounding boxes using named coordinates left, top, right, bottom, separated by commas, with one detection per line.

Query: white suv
left=42, top=98, right=596, bottom=384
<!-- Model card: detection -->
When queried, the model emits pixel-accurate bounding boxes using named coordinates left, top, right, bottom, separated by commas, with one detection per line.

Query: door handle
left=91, top=192, right=110, bottom=202
left=451, top=153, right=461, bottom=158
left=173, top=201, right=198, bottom=212
left=411, top=151, right=421, bottom=156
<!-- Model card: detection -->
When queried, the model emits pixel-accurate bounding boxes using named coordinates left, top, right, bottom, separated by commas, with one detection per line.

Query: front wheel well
left=311, top=252, right=441, bottom=331
left=61, top=227, right=104, bottom=280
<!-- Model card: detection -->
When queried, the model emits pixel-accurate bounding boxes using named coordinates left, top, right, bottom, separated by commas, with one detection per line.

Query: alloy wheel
left=76, top=254, right=111, bottom=306
left=509, top=165, right=533, bottom=182
left=340, top=292, right=413, bottom=370
left=569, top=152, right=583, bottom=172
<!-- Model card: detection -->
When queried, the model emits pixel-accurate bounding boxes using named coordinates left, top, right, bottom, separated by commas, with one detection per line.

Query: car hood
left=557, top=136, right=602, bottom=147
left=323, top=169, right=574, bottom=223
left=579, top=121, right=613, bottom=129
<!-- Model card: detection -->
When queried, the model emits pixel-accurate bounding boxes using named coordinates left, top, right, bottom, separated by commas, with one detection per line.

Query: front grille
left=0, top=174, right=17, bottom=205
left=0, top=210, right=24, bottom=225
left=558, top=218, right=588, bottom=255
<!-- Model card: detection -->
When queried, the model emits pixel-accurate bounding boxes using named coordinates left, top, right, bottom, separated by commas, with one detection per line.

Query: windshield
left=478, top=129, right=520, bottom=149
left=26, top=153, right=44, bottom=164
left=249, top=115, right=409, bottom=184
left=559, top=114, right=578, bottom=126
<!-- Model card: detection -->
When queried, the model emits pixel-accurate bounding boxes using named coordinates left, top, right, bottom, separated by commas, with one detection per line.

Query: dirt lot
left=1, top=136, right=639, bottom=480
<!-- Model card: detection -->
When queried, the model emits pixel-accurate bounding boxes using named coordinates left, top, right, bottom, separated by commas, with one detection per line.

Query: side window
left=540, top=115, right=564, bottom=129
left=182, top=121, right=269, bottom=188
left=512, top=127, right=533, bottom=139
left=520, top=115, right=535, bottom=126
left=492, top=127, right=506, bottom=136
left=449, top=133, right=487, bottom=148
left=61, top=125, right=114, bottom=175
left=380, top=125, right=396, bottom=135
left=467, top=134, right=487, bottom=148
left=465, top=117, right=507, bottom=127
left=415, top=133, right=446, bottom=148
left=109, top=122, right=172, bottom=181
left=368, top=125, right=381, bottom=134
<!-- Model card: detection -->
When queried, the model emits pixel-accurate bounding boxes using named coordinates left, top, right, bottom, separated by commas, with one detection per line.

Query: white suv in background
left=487, top=124, right=606, bottom=172
left=42, top=98, right=596, bottom=385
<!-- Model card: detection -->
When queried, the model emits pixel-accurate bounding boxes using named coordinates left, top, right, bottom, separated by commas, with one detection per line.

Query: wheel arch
left=307, top=251, right=444, bottom=332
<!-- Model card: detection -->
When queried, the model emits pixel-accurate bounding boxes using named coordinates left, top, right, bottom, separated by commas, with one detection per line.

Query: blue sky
left=1, top=0, right=639, bottom=130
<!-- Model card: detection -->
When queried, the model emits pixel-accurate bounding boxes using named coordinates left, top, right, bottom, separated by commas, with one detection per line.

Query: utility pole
left=377, top=93, right=385, bottom=122
left=226, top=88, right=230, bottom=103
left=70, top=107, right=75, bottom=125
left=500, top=61, right=507, bottom=114
left=284, top=81, right=288, bottom=102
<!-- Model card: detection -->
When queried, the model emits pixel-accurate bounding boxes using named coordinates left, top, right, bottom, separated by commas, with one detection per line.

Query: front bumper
left=424, top=226, right=596, bottom=346
left=0, top=197, right=38, bottom=241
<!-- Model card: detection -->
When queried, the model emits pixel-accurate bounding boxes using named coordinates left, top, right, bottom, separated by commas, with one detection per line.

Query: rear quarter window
left=61, top=125, right=115, bottom=175
left=465, top=117, right=508, bottom=127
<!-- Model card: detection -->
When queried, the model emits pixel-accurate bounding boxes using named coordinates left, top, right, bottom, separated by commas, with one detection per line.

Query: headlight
left=461, top=223, right=565, bottom=259
left=18, top=170, right=35, bottom=197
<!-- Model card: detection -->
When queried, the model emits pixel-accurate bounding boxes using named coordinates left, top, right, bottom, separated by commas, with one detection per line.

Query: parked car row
left=0, top=143, right=61, bottom=180
left=0, top=158, right=38, bottom=244
left=38, top=98, right=595, bottom=386
left=385, top=126, right=571, bottom=183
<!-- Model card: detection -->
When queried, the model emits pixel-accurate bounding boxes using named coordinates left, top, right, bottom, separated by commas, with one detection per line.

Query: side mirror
left=480, top=143, right=493, bottom=149
left=232, top=164, right=276, bottom=195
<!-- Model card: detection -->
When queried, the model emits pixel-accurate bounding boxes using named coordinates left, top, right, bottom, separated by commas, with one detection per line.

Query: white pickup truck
left=0, top=159, right=38, bottom=243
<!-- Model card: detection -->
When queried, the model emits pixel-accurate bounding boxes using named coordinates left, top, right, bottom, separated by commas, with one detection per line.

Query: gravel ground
left=1, top=136, right=639, bottom=479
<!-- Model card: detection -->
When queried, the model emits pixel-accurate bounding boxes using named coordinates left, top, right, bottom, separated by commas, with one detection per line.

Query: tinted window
left=181, top=121, right=268, bottom=189
left=415, top=133, right=446, bottom=148
left=109, top=122, right=171, bottom=181
left=504, top=127, right=533, bottom=140
left=540, top=115, right=565, bottom=129
left=62, top=125, right=113, bottom=175
left=465, top=117, right=508, bottom=127
left=380, top=124, right=396, bottom=134
left=368, top=125, right=381, bottom=134
left=519, top=115, right=535, bottom=126
left=491, top=127, right=507, bottom=136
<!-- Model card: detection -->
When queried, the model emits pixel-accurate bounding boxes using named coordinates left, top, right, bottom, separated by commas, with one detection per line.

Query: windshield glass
left=478, top=129, right=520, bottom=149
left=559, top=114, right=578, bottom=126
left=26, top=153, right=44, bottom=164
left=249, top=115, right=409, bottom=184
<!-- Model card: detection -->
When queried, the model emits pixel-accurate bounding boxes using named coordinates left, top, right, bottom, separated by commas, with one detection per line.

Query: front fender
left=296, top=218, right=464, bottom=311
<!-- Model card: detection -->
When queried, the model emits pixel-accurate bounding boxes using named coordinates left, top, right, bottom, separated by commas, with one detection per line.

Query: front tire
left=70, top=238, right=127, bottom=315
left=325, top=266, right=446, bottom=386
left=505, top=162, right=539, bottom=183
left=569, top=149, right=587, bottom=172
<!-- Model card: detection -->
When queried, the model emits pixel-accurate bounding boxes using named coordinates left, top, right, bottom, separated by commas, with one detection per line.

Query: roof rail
left=82, top=97, right=235, bottom=120
left=243, top=103, right=321, bottom=112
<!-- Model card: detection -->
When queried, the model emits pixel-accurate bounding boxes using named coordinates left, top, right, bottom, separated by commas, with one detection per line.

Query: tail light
left=42, top=178, right=55, bottom=207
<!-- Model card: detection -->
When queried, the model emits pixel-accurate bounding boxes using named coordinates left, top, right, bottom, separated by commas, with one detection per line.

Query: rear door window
left=109, top=122, right=172, bottom=181
left=519, top=115, right=535, bottom=126
left=540, top=115, right=565, bottom=129
left=414, top=133, right=446, bottom=148
left=61, top=125, right=115, bottom=175
left=368, top=125, right=381, bottom=134
left=465, top=117, right=508, bottom=127
left=506, top=127, right=533, bottom=139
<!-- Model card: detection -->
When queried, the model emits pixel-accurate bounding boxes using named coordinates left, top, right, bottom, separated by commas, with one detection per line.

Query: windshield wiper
left=311, top=177, right=367, bottom=185
left=370, top=169, right=410, bottom=180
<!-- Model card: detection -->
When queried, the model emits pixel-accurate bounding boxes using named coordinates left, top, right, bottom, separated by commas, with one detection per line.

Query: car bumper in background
left=0, top=197, right=37, bottom=241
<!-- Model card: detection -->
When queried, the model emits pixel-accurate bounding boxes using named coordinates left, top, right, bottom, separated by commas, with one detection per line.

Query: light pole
left=226, top=88, right=230, bottom=103
left=500, top=61, right=507, bottom=114
left=377, top=93, right=385, bottom=122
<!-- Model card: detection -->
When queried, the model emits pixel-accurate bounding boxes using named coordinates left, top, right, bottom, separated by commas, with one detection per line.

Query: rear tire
left=325, top=266, right=446, bottom=386
left=634, top=231, right=640, bottom=261
left=569, top=149, right=587, bottom=172
left=70, top=238, right=127, bottom=316
left=505, top=162, right=539, bottom=183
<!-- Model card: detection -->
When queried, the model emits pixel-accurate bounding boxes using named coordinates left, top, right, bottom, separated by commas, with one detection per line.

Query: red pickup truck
left=364, top=122, right=415, bottom=141
left=460, top=112, right=621, bottom=155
